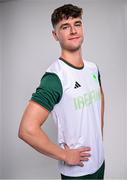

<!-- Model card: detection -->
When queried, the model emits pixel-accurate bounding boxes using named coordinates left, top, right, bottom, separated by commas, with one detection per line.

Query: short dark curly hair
left=51, top=4, right=83, bottom=28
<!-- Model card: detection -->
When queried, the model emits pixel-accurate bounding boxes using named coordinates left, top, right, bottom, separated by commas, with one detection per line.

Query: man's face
left=52, top=17, right=84, bottom=52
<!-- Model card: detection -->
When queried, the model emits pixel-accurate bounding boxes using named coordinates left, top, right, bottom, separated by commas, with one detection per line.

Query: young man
left=18, top=4, right=105, bottom=179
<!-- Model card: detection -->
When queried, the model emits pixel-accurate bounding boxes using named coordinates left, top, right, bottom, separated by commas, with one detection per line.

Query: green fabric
left=61, top=161, right=105, bottom=180
left=31, top=72, right=63, bottom=112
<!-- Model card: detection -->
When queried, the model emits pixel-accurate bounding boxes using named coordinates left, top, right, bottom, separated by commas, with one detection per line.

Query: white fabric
left=46, top=59, right=104, bottom=177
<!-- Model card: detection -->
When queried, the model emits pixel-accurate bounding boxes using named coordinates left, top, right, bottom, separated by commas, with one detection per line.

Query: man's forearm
left=19, top=126, right=66, bottom=161
left=19, top=125, right=91, bottom=167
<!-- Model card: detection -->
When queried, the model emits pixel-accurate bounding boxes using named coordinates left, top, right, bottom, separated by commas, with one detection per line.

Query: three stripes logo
left=74, top=81, right=81, bottom=89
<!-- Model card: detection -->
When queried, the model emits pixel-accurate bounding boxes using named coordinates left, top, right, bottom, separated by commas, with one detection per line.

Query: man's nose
left=70, top=26, right=77, bottom=34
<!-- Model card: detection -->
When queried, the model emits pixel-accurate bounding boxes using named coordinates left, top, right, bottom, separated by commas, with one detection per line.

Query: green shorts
left=61, top=161, right=105, bottom=180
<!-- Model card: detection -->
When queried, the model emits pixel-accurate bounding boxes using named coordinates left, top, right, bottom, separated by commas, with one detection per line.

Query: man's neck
left=61, top=49, right=84, bottom=68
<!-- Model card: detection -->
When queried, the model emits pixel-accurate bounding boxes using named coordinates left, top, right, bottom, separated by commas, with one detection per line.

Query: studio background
left=0, top=0, right=127, bottom=179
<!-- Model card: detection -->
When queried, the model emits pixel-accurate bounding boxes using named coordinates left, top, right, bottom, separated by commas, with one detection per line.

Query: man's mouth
left=68, top=37, right=80, bottom=40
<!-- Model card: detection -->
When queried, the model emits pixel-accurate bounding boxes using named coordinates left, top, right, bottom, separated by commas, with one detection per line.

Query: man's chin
left=67, top=46, right=81, bottom=52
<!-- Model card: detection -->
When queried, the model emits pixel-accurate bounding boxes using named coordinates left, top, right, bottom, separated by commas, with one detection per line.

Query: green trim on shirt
left=98, top=70, right=101, bottom=87
left=59, top=57, right=84, bottom=70
left=31, top=72, right=63, bottom=112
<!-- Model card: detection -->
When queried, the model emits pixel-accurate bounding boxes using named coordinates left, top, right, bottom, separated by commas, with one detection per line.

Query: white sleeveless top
left=46, top=59, right=104, bottom=177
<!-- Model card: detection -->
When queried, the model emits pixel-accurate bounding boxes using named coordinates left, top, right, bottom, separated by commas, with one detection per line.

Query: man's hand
left=64, top=144, right=91, bottom=167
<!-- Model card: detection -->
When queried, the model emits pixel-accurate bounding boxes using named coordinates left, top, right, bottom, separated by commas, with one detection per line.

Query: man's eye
left=75, top=23, right=82, bottom=27
left=62, top=26, right=68, bottom=30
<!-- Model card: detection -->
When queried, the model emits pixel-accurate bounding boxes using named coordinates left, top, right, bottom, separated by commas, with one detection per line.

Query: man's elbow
left=18, top=124, right=27, bottom=141
left=18, top=122, right=36, bottom=141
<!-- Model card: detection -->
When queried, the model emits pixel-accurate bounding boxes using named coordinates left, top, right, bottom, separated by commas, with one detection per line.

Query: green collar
left=59, top=57, right=84, bottom=70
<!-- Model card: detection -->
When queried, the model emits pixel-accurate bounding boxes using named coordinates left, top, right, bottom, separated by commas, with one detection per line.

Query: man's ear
left=52, top=30, right=59, bottom=41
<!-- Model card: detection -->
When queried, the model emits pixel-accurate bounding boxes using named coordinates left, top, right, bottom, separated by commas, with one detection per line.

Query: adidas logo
left=74, top=81, right=81, bottom=89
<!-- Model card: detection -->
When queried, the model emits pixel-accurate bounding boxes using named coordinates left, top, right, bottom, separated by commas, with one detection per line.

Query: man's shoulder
left=85, top=60, right=98, bottom=70
left=85, top=60, right=97, bottom=67
left=46, top=59, right=61, bottom=73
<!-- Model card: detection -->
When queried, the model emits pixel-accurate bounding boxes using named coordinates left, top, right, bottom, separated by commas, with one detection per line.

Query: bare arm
left=18, top=101, right=91, bottom=166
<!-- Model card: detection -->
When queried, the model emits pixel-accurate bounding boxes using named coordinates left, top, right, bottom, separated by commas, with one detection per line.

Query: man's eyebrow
left=75, top=20, right=82, bottom=24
